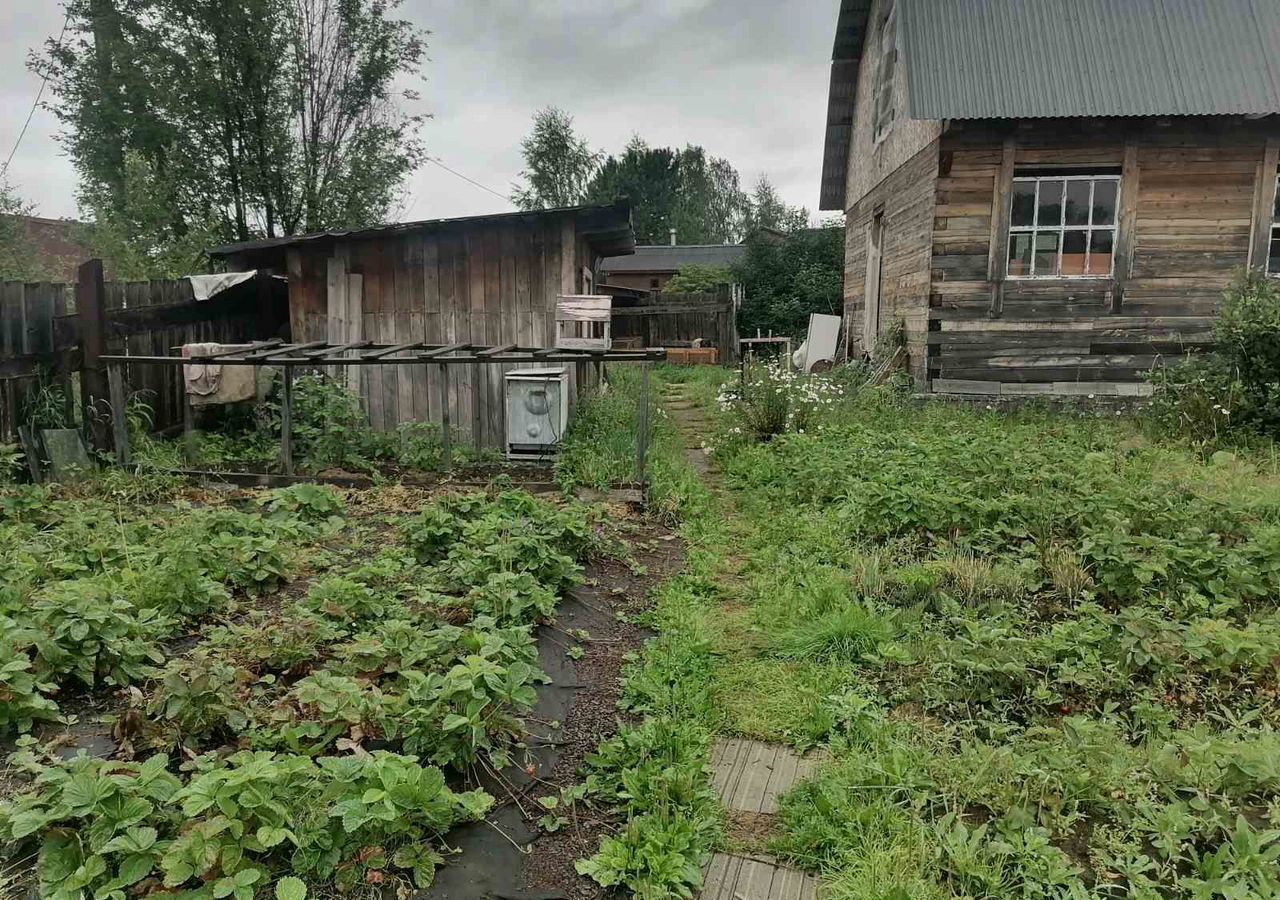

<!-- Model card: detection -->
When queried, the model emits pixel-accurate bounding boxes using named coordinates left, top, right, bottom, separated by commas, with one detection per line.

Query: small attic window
left=872, top=0, right=897, bottom=143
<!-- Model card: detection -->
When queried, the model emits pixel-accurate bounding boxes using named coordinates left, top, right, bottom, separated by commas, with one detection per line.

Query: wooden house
left=209, top=203, right=634, bottom=447
left=600, top=243, right=747, bottom=293
left=821, top=0, right=1280, bottom=395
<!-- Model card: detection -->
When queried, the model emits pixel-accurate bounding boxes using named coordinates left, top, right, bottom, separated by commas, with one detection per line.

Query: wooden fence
left=0, top=267, right=288, bottom=442
left=611, top=290, right=738, bottom=363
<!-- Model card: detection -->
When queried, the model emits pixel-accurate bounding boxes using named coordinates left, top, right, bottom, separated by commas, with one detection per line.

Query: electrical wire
left=424, top=156, right=511, bottom=202
left=2, top=9, right=72, bottom=181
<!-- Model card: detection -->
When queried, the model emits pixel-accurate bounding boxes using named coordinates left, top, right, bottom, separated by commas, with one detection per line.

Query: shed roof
left=208, top=202, right=635, bottom=261
left=599, top=244, right=747, bottom=275
left=819, top=0, right=1280, bottom=210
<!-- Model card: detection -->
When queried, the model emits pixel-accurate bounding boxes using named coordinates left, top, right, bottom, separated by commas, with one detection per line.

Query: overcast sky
left=2, top=0, right=840, bottom=229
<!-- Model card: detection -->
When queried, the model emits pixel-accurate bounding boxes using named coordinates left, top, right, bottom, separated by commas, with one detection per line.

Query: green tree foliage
left=511, top=107, right=601, bottom=211
left=38, top=0, right=427, bottom=273
left=662, top=266, right=733, bottom=294
left=734, top=221, right=844, bottom=339
left=585, top=138, right=749, bottom=244
left=1149, top=272, right=1280, bottom=444
left=742, top=174, right=809, bottom=234
left=0, top=182, right=51, bottom=281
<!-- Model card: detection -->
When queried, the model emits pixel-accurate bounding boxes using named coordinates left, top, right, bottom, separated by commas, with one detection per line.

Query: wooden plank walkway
left=702, top=853, right=819, bottom=900
left=711, top=738, right=824, bottom=814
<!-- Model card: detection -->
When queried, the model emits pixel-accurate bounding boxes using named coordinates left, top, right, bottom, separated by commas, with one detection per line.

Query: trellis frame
left=103, top=341, right=664, bottom=482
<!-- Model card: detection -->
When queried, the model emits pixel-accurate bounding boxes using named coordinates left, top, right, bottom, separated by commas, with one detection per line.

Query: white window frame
left=1007, top=174, right=1121, bottom=279
left=1268, top=174, right=1280, bottom=277
left=872, top=0, right=897, bottom=144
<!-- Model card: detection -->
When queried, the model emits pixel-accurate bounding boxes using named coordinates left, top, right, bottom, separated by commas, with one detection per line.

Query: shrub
left=717, top=360, right=845, bottom=441
left=1149, top=272, right=1280, bottom=444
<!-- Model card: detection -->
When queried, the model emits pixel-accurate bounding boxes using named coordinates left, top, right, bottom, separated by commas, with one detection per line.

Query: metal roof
left=819, top=0, right=1280, bottom=209
left=208, top=202, right=635, bottom=259
left=902, top=0, right=1280, bottom=120
left=599, top=244, right=747, bottom=274
left=819, top=0, right=874, bottom=211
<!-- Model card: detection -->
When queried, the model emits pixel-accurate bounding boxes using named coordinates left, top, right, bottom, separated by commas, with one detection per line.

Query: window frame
left=872, top=0, right=897, bottom=144
left=1006, top=173, right=1122, bottom=280
left=1267, top=173, right=1280, bottom=277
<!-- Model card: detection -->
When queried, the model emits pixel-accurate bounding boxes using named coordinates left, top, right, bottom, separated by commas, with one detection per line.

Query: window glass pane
left=1008, top=232, right=1033, bottom=276
left=1092, top=180, right=1118, bottom=226
left=1064, top=181, right=1091, bottom=226
left=1273, top=177, right=1280, bottom=220
left=1037, top=180, right=1064, bottom=227
left=1269, top=228, right=1280, bottom=275
left=1011, top=182, right=1036, bottom=227
left=1034, top=230, right=1060, bottom=275
left=1087, top=230, right=1114, bottom=275
left=1061, top=231, right=1088, bottom=276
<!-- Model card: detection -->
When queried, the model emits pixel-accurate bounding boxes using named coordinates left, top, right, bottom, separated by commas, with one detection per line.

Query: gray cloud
left=2, top=0, right=841, bottom=227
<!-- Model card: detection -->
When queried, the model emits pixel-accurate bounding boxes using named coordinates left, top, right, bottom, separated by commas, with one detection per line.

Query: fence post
left=636, top=362, right=651, bottom=490
left=107, top=363, right=132, bottom=468
left=438, top=363, right=452, bottom=472
left=76, top=259, right=110, bottom=450
left=280, top=366, right=294, bottom=476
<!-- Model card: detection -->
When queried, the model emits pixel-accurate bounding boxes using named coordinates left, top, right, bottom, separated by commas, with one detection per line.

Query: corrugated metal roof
left=901, top=0, right=1280, bottom=119
left=208, top=202, right=634, bottom=258
left=599, top=244, right=747, bottom=274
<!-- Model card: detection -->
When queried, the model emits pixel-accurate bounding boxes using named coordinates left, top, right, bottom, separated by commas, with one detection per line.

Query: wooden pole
left=280, top=366, right=294, bottom=476
left=76, top=259, right=110, bottom=449
left=17, top=426, right=42, bottom=483
left=438, top=363, right=452, bottom=472
left=107, top=363, right=132, bottom=468
left=636, top=362, right=651, bottom=489
left=182, top=373, right=197, bottom=466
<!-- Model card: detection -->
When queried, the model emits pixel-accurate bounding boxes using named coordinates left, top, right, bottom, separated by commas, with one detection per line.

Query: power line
left=424, top=156, right=510, bottom=202
left=2, top=9, right=72, bottom=181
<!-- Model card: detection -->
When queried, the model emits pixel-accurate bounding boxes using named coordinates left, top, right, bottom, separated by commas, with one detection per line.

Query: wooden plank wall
left=0, top=277, right=287, bottom=439
left=286, top=214, right=584, bottom=449
left=843, top=138, right=940, bottom=383
left=0, top=282, right=69, bottom=441
left=928, top=120, right=1275, bottom=391
left=610, top=292, right=737, bottom=358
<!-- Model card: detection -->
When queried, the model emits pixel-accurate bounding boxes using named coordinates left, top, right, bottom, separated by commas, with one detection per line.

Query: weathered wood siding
left=928, top=119, right=1280, bottom=392
left=285, top=214, right=588, bottom=448
left=844, top=138, right=939, bottom=383
left=844, top=0, right=943, bottom=206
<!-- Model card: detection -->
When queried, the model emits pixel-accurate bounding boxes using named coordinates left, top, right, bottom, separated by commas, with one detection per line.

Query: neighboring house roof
left=7, top=215, right=97, bottom=282
left=819, top=0, right=1280, bottom=210
left=599, top=244, right=747, bottom=275
left=208, top=202, right=635, bottom=262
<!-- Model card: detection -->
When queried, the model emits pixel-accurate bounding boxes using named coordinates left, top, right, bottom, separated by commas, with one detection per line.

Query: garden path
left=660, top=380, right=820, bottom=900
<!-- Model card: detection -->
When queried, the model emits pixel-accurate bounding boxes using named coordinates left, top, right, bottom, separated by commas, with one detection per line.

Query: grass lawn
left=565, top=363, right=1280, bottom=899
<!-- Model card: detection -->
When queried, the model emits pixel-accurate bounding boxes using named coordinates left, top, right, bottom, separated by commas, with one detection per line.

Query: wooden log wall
left=927, top=119, right=1277, bottom=393
left=285, top=214, right=587, bottom=449
left=843, top=138, right=940, bottom=383
left=610, top=292, right=737, bottom=360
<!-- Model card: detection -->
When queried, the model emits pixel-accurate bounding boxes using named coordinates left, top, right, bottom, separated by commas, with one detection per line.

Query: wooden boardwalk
left=711, top=738, right=824, bottom=814
left=702, top=852, right=819, bottom=900
left=702, top=739, right=824, bottom=900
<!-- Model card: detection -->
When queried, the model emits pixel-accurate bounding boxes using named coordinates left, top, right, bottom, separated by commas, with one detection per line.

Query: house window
left=872, top=0, right=897, bottom=142
left=1007, top=174, right=1120, bottom=278
left=650, top=278, right=660, bottom=289
left=1269, top=174, right=1280, bottom=276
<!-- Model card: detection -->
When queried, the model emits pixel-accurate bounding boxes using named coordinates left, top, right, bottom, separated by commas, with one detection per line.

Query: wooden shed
left=821, top=0, right=1280, bottom=396
left=209, top=203, right=635, bottom=448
